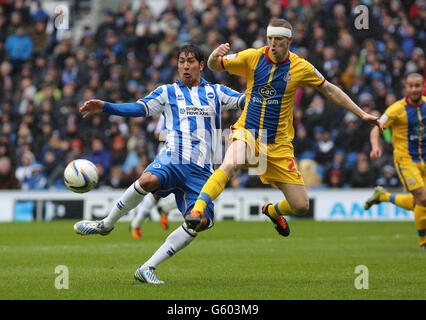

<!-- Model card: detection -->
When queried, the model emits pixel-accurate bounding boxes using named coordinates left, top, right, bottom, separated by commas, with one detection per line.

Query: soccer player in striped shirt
left=73, top=44, right=245, bottom=283
left=365, top=73, right=426, bottom=250
left=187, top=18, right=381, bottom=235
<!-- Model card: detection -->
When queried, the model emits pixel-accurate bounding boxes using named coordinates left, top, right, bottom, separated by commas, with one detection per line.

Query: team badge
left=283, top=72, right=291, bottom=82
left=207, top=92, right=215, bottom=99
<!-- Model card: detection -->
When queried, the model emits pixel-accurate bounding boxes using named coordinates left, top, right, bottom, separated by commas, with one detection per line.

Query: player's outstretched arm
left=208, top=43, right=230, bottom=72
left=316, top=80, right=383, bottom=131
left=80, top=99, right=147, bottom=119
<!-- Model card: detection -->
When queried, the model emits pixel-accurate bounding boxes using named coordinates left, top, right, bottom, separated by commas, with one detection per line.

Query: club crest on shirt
left=207, top=92, right=215, bottom=99
left=283, top=72, right=291, bottom=82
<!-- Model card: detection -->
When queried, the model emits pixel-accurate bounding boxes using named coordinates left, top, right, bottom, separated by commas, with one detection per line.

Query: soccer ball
left=64, top=159, right=98, bottom=193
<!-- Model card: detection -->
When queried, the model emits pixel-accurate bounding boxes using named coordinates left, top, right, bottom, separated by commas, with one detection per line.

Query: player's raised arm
left=316, top=80, right=383, bottom=131
left=207, top=43, right=230, bottom=72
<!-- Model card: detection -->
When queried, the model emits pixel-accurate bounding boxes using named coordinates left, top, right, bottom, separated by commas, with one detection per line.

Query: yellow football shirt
left=221, top=46, right=325, bottom=157
left=381, top=96, right=426, bottom=163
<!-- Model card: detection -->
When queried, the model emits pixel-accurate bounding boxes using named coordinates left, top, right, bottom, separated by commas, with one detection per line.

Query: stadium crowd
left=0, top=0, right=425, bottom=191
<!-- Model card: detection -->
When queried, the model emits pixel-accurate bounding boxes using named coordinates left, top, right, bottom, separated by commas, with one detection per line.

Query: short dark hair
left=268, top=18, right=293, bottom=30
left=177, top=44, right=205, bottom=63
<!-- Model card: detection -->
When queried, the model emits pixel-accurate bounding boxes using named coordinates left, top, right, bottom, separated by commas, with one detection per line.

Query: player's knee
left=415, top=197, right=426, bottom=207
left=413, top=189, right=426, bottom=207
left=220, top=162, right=242, bottom=177
left=138, top=173, right=159, bottom=192
left=293, top=201, right=309, bottom=216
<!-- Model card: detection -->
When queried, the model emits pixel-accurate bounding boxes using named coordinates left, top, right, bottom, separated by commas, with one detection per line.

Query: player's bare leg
left=262, top=183, right=309, bottom=237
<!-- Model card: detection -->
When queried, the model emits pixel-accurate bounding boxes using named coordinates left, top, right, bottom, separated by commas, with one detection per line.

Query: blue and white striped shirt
left=119, top=78, right=245, bottom=172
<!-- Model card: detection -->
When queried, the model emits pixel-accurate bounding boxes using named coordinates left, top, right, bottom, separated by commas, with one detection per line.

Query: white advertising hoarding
left=311, top=190, right=414, bottom=221
left=0, top=189, right=414, bottom=222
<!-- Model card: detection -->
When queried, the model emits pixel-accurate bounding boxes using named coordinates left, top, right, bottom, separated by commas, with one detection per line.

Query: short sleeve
left=381, top=104, right=399, bottom=129
left=299, top=60, right=326, bottom=87
left=221, top=48, right=257, bottom=78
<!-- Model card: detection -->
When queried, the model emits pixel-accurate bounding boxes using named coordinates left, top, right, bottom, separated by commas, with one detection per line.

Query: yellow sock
left=193, top=169, right=229, bottom=213
left=267, top=200, right=297, bottom=219
left=379, top=193, right=390, bottom=202
left=380, top=193, right=414, bottom=211
left=414, top=205, right=426, bottom=246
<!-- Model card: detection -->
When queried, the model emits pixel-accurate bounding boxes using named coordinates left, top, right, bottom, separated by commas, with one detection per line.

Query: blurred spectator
left=110, top=135, right=127, bottom=166
left=323, top=149, right=349, bottom=188
left=314, top=130, right=335, bottom=166
left=29, top=20, right=48, bottom=56
left=86, top=137, right=112, bottom=176
left=349, top=153, right=377, bottom=188
left=230, top=169, right=248, bottom=189
left=334, top=112, right=364, bottom=154
left=108, top=166, right=130, bottom=189
left=299, top=159, right=323, bottom=189
left=15, top=150, right=36, bottom=186
left=22, top=162, right=48, bottom=190
left=376, top=164, right=401, bottom=189
left=0, top=156, right=19, bottom=189
left=39, top=130, right=64, bottom=163
left=5, top=25, right=33, bottom=71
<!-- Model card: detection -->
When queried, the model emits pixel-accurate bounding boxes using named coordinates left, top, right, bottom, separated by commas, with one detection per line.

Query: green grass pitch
left=0, top=219, right=424, bottom=300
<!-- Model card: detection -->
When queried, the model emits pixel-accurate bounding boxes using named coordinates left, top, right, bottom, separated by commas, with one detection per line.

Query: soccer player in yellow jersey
left=365, top=73, right=426, bottom=250
left=185, top=18, right=381, bottom=236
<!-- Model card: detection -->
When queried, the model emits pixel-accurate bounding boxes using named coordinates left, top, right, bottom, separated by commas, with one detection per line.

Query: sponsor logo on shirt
left=258, top=85, right=276, bottom=98
left=224, top=53, right=238, bottom=60
left=252, top=85, right=280, bottom=105
left=179, top=106, right=216, bottom=116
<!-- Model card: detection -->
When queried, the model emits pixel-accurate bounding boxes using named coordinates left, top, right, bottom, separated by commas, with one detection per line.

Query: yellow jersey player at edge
left=185, top=18, right=382, bottom=236
left=365, top=73, right=426, bottom=250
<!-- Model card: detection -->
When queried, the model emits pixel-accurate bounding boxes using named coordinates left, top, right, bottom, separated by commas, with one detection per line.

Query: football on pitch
left=64, top=159, right=98, bottom=193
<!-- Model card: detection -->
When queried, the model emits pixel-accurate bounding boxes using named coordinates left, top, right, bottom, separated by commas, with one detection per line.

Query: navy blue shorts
left=144, top=151, right=214, bottom=227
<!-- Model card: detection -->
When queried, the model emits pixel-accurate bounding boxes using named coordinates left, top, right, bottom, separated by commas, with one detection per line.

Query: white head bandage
left=267, top=26, right=292, bottom=38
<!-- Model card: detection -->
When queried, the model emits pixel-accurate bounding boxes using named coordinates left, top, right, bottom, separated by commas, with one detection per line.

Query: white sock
left=141, top=224, right=196, bottom=269
left=131, top=193, right=158, bottom=229
left=103, top=180, right=147, bottom=229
